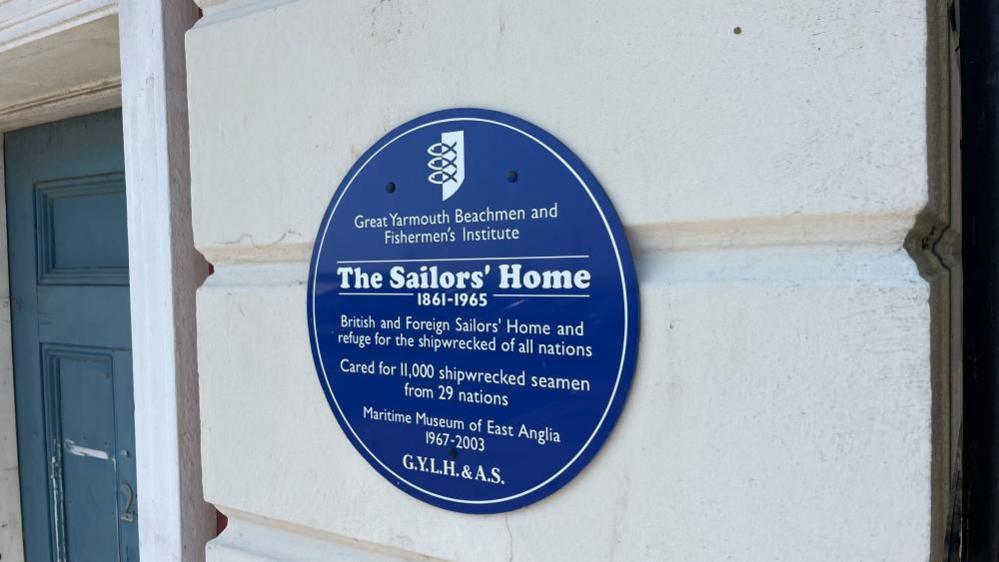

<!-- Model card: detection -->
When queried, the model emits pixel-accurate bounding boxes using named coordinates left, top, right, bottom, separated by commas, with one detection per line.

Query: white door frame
left=119, top=1, right=217, bottom=561
left=0, top=1, right=214, bottom=560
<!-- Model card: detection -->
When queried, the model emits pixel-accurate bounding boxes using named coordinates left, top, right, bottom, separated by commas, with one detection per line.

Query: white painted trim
left=0, top=78, right=121, bottom=133
left=0, top=0, right=116, bottom=53
left=119, top=1, right=216, bottom=561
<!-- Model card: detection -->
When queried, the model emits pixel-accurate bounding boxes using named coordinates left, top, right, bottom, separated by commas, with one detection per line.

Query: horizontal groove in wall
left=199, top=240, right=310, bottom=268
left=203, top=261, right=307, bottom=288
left=210, top=508, right=443, bottom=562
left=198, top=211, right=916, bottom=276
left=629, top=212, right=914, bottom=254
left=638, top=245, right=924, bottom=289
left=193, top=0, right=295, bottom=27
left=201, top=245, right=923, bottom=292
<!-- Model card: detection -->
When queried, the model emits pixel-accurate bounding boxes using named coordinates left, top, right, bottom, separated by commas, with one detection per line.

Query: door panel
left=34, top=173, right=128, bottom=286
left=4, top=110, right=137, bottom=561
left=38, top=286, right=132, bottom=348
left=45, top=345, right=119, bottom=561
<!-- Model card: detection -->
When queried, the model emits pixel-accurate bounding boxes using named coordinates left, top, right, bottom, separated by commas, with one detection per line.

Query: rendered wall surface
left=187, top=1, right=931, bottom=560
left=0, top=137, right=25, bottom=562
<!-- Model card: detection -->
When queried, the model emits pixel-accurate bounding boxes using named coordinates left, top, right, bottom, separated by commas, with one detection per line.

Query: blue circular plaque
left=308, top=109, right=639, bottom=513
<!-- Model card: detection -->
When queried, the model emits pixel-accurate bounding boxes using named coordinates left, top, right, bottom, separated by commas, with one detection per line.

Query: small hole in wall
left=507, top=171, right=519, bottom=183
left=385, top=182, right=397, bottom=193
left=733, top=26, right=742, bottom=35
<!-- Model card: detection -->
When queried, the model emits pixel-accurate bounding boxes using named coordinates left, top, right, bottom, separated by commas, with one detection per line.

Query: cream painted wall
left=188, top=1, right=933, bottom=560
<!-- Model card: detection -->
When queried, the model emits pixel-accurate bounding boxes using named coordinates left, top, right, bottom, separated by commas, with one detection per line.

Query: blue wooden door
left=4, top=110, right=139, bottom=561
